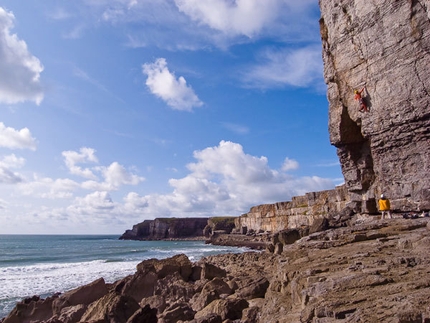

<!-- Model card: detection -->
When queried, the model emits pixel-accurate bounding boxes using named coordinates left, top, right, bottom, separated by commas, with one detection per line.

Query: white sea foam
left=1, top=259, right=138, bottom=301
left=0, top=237, right=247, bottom=318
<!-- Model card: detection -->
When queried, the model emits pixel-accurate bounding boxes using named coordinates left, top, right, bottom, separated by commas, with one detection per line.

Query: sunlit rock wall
left=235, top=185, right=349, bottom=232
left=320, top=0, right=430, bottom=212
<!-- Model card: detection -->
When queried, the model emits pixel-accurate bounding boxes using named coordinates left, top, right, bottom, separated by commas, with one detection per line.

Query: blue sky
left=0, top=0, right=342, bottom=234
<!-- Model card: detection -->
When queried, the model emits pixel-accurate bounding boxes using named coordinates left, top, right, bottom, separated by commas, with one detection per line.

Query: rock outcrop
left=225, top=0, right=429, bottom=237
left=203, top=217, right=236, bottom=237
left=3, top=217, right=430, bottom=323
left=119, top=218, right=209, bottom=240
left=235, top=185, right=350, bottom=233
left=320, top=0, right=430, bottom=213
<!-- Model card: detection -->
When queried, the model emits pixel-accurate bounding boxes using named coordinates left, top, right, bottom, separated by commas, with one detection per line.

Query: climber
left=354, top=87, right=369, bottom=112
left=379, top=194, right=392, bottom=219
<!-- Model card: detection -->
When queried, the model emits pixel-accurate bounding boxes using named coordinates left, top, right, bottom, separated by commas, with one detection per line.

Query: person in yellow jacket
left=379, top=194, right=392, bottom=219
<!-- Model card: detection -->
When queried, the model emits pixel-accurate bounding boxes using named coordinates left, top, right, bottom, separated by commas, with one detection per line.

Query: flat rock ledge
left=2, top=217, right=430, bottom=323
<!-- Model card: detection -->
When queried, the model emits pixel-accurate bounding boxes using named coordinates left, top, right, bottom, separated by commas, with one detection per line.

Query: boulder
left=195, top=298, right=248, bottom=321
left=139, top=295, right=166, bottom=314
left=52, top=304, right=86, bottom=323
left=80, top=292, right=140, bottom=323
left=190, top=277, right=233, bottom=312
left=126, top=305, right=157, bottom=323
left=200, top=263, right=227, bottom=280
left=3, top=294, right=59, bottom=323
left=115, top=271, right=158, bottom=303
left=235, top=277, right=269, bottom=300
left=191, top=313, right=223, bottom=323
left=153, top=272, right=195, bottom=304
left=52, top=277, right=108, bottom=314
left=158, top=302, right=195, bottom=323
left=136, top=253, right=193, bottom=281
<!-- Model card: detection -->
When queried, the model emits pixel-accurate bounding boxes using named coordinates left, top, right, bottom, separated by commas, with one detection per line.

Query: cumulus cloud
left=0, top=122, right=37, bottom=150
left=0, top=7, right=44, bottom=105
left=62, top=147, right=99, bottom=179
left=174, top=0, right=319, bottom=41
left=73, top=191, right=115, bottom=212
left=175, top=0, right=279, bottom=38
left=242, top=45, right=323, bottom=89
left=122, top=141, right=335, bottom=218
left=0, top=141, right=337, bottom=233
left=142, top=58, right=203, bottom=111
left=282, top=157, right=299, bottom=171
left=0, top=154, right=25, bottom=169
left=18, top=176, right=79, bottom=199
left=82, top=162, right=145, bottom=191
left=62, top=147, right=144, bottom=190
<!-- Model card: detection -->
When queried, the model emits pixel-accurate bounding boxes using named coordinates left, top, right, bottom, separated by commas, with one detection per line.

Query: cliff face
left=320, top=0, right=430, bottom=213
left=119, top=218, right=208, bottom=240
left=233, top=0, right=429, bottom=234
left=122, top=1, right=429, bottom=239
left=235, top=185, right=349, bottom=233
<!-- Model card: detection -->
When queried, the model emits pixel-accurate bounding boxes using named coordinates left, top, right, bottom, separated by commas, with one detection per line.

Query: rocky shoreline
left=3, top=216, right=429, bottom=323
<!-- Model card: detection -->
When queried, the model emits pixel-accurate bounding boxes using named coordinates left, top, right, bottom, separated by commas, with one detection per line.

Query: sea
left=0, top=234, right=247, bottom=318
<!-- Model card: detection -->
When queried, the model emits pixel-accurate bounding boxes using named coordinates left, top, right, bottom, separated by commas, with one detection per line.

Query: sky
left=0, top=0, right=343, bottom=234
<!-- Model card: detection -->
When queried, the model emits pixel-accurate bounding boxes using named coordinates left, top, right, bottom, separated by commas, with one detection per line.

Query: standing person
left=379, top=194, right=392, bottom=219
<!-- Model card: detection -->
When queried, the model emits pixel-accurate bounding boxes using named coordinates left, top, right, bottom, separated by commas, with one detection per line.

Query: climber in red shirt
left=354, top=87, right=369, bottom=112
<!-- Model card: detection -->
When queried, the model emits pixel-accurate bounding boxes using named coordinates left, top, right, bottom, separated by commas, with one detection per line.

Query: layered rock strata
left=234, top=185, right=349, bottom=233
left=320, top=0, right=430, bottom=212
left=119, top=218, right=208, bottom=240
left=3, top=217, right=430, bottom=323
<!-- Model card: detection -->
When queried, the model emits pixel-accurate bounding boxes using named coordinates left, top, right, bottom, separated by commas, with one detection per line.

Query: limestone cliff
left=235, top=185, right=349, bottom=233
left=119, top=218, right=208, bottom=240
left=232, top=0, right=429, bottom=234
left=124, top=0, right=429, bottom=239
left=320, top=0, right=430, bottom=213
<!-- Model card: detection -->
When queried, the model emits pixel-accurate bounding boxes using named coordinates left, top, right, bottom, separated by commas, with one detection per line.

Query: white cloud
left=62, top=147, right=144, bottom=190
left=73, top=191, right=115, bottom=211
left=242, top=45, right=324, bottom=89
left=0, top=154, right=25, bottom=184
left=0, top=122, right=37, bottom=150
left=18, top=176, right=79, bottom=199
left=0, top=7, right=44, bottom=105
left=142, top=58, right=203, bottom=111
left=173, top=0, right=319, bottom=44
left=282, top=157, right=299, bottom=171
left=62, top=147, right=99, bottom=179
left=175, top=0, right=279, bottom=38
left=0, top=154, right=25, bottom=169
left=82, top=162, right=145, bottom=191
left=122, top=140, right=335, bottom=218
left=0, top=141, right=337, bottom=233
left=0, top=166, right=24, bottom=184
